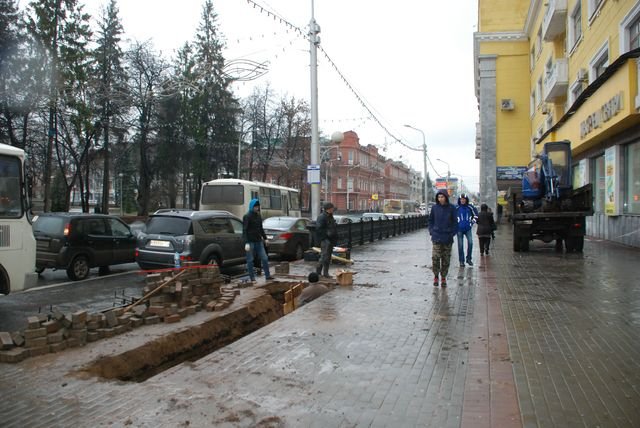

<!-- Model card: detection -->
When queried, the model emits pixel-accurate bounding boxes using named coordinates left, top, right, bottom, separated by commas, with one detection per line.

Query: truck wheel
left=575, top=236, right=584, bottom=252
left=555, top=240, right=564, bottom=252
left=520, top=237, right=529, bottom=252
left=513, top=234, right=521, bottom=252
left=565, top=237, right=576, bottom=252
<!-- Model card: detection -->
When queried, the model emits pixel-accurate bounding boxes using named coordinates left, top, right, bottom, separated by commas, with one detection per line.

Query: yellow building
left=475, top=0, right=640, bottom=247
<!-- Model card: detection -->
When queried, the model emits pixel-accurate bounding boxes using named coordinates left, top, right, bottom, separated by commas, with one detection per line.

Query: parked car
left=32, top=213, right=137, bottom=281
left=135, top=210, right=246, bottom=270
left=362, top=212, right=388, bottom=221
left=333, top=215, right=353, bottom=225
left=263, top=216, right=311, bottom=260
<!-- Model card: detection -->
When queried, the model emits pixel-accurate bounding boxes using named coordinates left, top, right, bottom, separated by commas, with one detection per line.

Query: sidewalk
left=0, top=227, right=639, bottom=427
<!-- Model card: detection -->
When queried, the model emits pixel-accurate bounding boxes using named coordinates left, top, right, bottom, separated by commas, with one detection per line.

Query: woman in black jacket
left=476, top=204, right=496, bottom=256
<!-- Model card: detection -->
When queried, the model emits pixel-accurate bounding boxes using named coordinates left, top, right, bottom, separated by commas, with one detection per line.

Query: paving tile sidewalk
left=0, top=226, right=639, bottom=427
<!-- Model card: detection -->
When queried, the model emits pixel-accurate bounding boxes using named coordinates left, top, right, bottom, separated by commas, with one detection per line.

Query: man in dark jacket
left=315, top=202, right=338, bottom=278
left=428, top=190, right=457, bottom=287
left=243, top=199, right=272, bottom=282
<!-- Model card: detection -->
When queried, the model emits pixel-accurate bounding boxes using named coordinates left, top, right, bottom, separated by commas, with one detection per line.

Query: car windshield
left=145, top=216, right=192, bottom=235
left=33, top=216, right=65, bottom=235
left=263, top=217, right=296, bottom=230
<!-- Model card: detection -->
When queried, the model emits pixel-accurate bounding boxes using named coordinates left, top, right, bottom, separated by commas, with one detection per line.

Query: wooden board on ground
left=310, top=247, right=354, bottom=264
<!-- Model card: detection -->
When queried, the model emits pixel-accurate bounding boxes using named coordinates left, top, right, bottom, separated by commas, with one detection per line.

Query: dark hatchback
left=262, top=216, right=311, bottom=260
left=32, top=213, right=137, bottom=281
left=135, top=210, right=246, bottom=270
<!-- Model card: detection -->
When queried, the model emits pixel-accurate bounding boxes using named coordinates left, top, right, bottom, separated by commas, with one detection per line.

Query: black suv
left=33, top=213, right=137, bottom=281
left=135, top=210, right=246, bottom=270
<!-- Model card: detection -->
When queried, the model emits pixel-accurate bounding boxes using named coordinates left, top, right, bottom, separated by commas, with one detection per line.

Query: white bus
left=0, top=144, right=37, bottom=294
left=200, top=179, right=302, bottom=219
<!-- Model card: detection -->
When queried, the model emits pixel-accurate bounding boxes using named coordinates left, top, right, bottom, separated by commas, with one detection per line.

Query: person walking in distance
left=428, top=190, right=457, bottom=287
left=243, top=199, right=273, bottom=282
left=456, top=193, right=478, bottom=267
left=315, top=202, right=338, bottom=279
left=476, top=203, right=496, bottom=256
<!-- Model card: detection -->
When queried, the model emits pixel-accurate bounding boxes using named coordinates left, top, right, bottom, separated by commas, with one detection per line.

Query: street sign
left=307, top=164, right=321, bottom=184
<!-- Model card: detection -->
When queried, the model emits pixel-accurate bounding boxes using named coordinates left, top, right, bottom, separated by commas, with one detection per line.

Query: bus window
left=270, top=189, right=281, bottom=209
left=201, top=184, right=244, bottom=205
left=259, top=187, right=271, bottom=208
left=290, top=192, right=300, bottom=210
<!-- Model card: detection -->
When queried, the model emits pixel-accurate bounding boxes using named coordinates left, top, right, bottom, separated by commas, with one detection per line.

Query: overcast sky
left=82, top=0, right=480, bottom=192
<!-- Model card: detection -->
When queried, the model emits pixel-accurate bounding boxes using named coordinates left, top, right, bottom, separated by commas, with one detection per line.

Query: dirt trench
left=77, top=293, right=283, bottom=382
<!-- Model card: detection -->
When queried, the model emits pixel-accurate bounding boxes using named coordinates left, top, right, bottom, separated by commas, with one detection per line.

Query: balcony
left=542, top=0, right=567, bottom=41
left=543, top=58, right=569, bottom=102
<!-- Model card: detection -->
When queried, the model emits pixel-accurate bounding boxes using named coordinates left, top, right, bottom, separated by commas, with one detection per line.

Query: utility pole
left=309, top=0, right=321, bottom=220
left=403, top=125, right=429, bottom=205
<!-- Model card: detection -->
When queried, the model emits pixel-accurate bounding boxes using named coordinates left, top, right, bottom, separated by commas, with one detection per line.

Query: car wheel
left=67, top=255, right=90, bottom=281
left=98, top=266, right=111, bottom=276
left=294, top=243, right=304, bottom=260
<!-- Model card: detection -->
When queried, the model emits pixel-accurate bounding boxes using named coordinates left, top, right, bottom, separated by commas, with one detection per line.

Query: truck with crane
left=510, top=141, right=593, bottom=252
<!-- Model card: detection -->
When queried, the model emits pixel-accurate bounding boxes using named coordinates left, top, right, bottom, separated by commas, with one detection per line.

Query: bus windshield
left=0, top=155, right=23, bottom=218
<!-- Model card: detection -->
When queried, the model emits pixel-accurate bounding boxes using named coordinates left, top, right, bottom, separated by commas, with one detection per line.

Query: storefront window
left=625, top=142, right=640, bottom=214
left=592, top=155, right=605, bottom=212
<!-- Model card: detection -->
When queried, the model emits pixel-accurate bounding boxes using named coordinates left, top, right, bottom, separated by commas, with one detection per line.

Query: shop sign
left=580, top=92, right=624, bottom=139
left=496, top=166, right=527, bottom=180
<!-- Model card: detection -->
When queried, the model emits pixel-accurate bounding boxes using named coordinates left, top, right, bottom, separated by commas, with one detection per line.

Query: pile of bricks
left=0, top=264, right=239, bottom=364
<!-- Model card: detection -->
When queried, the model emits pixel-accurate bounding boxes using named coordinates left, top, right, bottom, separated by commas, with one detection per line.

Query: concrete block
left=98, top=328, right=114, bottom=338
left=131, top=306, right=147, bottom=317
left=71, top=310, right=88, bottom=324
left=49, top=341, right=67, bottom=352
left=25, top=336, right=48, bottom=348
left=23, top=328, right=47, bottom=340
left=27, top=316, right=41, bottom=329
left=51, top=309, right=66, bottom=321
left=0, top=332, right=14, bottom=350
left=42, top=320, right=61, bottom=334
left=11, top=332, right=24, bottom=347
left=186, top=306, right=197, bottom=316
left=68, top=329, right=87, bottom=342
left=61, top=318, right=72, bottom=329
left=117, top=313, right=133, bottom=326
left=87, top=331, right=100, bottom=342
left=205, top=301, right=217, bottom=312
left=149, top=296, right=166, bottom=305
left=47, top=331, right=65, bottom=344
left=164, top=314, right=181, bottom=323
left=130, top=317, right=144, bottom=328
left=148, top=306, right=166, bottom=317
left=65, top=338, right=80, bottom=348
left=29, top=345, right=50, bottom=357
left=105, top=311, right=118, bottom=328
left=0, top=348, right=30, bottom=363
left=169, top=304, right=179, bottom=315
left=144, top=315, right=160, bottom=325
left=86, top=321, right=101, bottom=331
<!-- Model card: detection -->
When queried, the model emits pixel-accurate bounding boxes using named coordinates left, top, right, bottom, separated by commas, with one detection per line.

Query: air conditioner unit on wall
left=577, top=68, right=588, bottom=82
left=500, top=99, right=515, bottom=111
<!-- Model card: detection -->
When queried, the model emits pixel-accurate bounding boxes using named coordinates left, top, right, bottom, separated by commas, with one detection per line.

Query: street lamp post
left=436, top=159, right=451, bottom=195
left=403, top=124, right=429, bottom=205
left=119, top=173, right=124, bottom=216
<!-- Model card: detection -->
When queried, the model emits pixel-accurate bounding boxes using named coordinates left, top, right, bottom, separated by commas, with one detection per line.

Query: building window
left=589, top=42, right=609, bottom=83
left=536, top=27, right=542, bottom=58
left=348, top=150, right=354, bottom=165
left=588, top=0, right=605, bottom=21
left=592, top=155, right=606, bottom=213
left=568, top=1, right=582, bottom=52
left=545, top=113, right=554, bottom=131
left=625, top=141, right=640, bottom=214
left=530, top=90, right=535, bottom=116
left=337, top=177, right=343, bottom=189
left=536, top=77, right=543, bottom=106
left=569, top=80, right=584, bottom=106
left=530, top=46, right=535, bottom=69
left=620, top=1, right=640, bottom=53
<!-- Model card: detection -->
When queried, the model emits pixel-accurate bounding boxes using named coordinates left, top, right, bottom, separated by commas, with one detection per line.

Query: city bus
left=382, top=198, right=419, bottom=216
left=0, top=144, right=37, bottom=294
left=199, top=179, right=302, bottom=219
